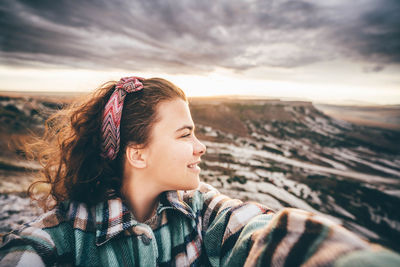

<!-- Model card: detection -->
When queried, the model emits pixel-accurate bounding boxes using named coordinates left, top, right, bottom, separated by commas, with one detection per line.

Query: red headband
left=100, top=76, right=144, bottom=160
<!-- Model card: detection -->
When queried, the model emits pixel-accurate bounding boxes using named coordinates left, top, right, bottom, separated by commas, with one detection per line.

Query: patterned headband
left=100, top=76, right=144, bottom=160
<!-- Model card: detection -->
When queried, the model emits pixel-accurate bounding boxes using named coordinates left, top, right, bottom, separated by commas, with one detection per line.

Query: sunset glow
left=1, top=65, right=399, bottom=105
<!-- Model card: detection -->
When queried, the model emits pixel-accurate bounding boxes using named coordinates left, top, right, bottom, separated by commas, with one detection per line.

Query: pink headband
left=100, top=76, right=144, bottom=160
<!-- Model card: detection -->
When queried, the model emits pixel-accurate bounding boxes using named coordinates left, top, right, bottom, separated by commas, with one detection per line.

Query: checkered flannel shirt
left=1, top=182, right=400, bottom=266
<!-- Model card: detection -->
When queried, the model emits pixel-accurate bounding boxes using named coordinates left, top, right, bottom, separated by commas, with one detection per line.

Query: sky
left=0, top=0, right=399, bottom=105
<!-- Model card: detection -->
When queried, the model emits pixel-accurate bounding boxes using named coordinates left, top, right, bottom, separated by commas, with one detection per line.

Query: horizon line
left=1, top=90, right=400, bottom=107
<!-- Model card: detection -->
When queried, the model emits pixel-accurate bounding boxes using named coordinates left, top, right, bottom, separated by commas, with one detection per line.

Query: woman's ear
left=125, top=145, right=147, bottom=168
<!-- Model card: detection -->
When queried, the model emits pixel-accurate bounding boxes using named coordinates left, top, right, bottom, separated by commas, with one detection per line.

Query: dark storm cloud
left=328, top=0, right=400, bottom=66
left=0, top=0, right=399, bottom=73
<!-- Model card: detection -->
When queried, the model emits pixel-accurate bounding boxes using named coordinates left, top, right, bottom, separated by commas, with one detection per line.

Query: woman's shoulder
left=0, top=200, right=99, bottom=266
left=177, top=182, right=228, bottom=211
left=179, top=182, right=229, bottom=202
left=1, top=201, right=96, bottom=249
left=0, top=203, right=66, bottom=265
left=30, top=201, right=95, bottom=231
left=177, top=182, right=272, bottom=219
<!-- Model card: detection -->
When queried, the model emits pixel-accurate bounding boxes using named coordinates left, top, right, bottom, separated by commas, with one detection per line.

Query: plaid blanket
left=1, top=182, right=399, bottom=266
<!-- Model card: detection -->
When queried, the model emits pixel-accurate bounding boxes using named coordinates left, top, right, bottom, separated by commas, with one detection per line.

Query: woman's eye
left=181, top=133, right=191, bottom=138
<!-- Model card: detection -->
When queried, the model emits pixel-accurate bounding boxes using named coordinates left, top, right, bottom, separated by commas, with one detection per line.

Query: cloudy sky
left=1, top=0, right=399, bottom=104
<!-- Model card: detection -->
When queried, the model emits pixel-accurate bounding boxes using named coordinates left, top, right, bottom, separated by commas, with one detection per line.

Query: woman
left=0, top=77, right=399, bottom=266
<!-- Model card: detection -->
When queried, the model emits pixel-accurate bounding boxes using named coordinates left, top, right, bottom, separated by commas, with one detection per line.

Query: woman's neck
left=121, top=173, right=162, bottom=223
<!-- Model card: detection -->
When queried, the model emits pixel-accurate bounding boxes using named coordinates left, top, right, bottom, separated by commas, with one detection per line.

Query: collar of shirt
left=89, top=190, right=196, bottom=246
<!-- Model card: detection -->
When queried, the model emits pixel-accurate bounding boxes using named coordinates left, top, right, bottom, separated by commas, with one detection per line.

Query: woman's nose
left=194, top=137, right=206, bottom=156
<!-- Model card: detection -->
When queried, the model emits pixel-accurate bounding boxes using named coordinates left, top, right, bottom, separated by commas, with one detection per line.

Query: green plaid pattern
left=1, top=182, right=399, bottom=266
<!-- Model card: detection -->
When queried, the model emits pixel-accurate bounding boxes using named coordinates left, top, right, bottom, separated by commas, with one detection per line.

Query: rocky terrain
left=1, top=94, right=400, bottom=252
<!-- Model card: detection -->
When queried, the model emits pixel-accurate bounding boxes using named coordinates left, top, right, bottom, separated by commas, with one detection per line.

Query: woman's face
left=143, top=98, right=206, bottom=191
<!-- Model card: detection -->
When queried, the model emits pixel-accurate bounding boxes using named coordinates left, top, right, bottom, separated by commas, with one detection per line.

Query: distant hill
left=315, top=103, right=400, bottom=131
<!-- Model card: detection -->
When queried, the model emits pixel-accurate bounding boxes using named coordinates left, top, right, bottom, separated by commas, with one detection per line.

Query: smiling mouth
left=187, top=161, right=201, bottom=169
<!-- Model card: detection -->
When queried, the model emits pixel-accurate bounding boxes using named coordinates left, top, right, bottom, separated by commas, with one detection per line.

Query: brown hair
left=27, top=78, right=187, bottom=210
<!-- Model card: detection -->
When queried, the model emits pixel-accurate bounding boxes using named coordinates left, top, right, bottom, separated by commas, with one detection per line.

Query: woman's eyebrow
left=175, top=125, right=194, bottom=132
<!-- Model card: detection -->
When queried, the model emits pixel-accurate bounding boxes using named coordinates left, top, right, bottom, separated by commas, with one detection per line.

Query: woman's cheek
left=185, top=141, right=195, bottom=154
left=177, top=140, right=191, bottom=150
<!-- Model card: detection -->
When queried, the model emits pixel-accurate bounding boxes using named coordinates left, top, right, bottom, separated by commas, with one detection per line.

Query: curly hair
left=26, top=78, right=187, bottom=210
